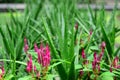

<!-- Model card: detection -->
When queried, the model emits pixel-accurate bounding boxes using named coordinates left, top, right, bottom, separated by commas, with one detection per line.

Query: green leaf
left=88, top=4, right=96, bottom=27
left=75, top=18, right=89, bottom=34
left=75, top=64, right=82, bottom=70
left=42, top=17, right=67, bottom=80
left=42, top=17, right=59, bottom=59
left=101, top=25, right=113, bottom=58
left=46, top=74, right=55, bottom=80
left=18, top=75, right=33, bottom=80
left=90, top=74, right=96, bottom=80
left=4, top=74, right=14, bottom=80
left=49, top=62, right=62, bottom=70
left=100, top=72, right=115, bottom=80
left=0, top=59, right=26, bottom=65
left=67, top=56, right=75, bottom=80
left=90, top=46, right=99, bottom=51
left=114, top=46, right=120, bottom=56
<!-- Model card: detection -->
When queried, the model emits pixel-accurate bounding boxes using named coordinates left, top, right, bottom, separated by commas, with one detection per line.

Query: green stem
left=105, top=48, right=111, bottom=65
left=0, top=59, right=27, bottom=65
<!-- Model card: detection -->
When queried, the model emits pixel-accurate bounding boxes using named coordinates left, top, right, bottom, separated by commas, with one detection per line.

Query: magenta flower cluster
left=0, top=66, right=4, bottom=79
left=110, top=56, right=120, bottom=72
left=81, top=49, right=86, bottom=59
left=80, top=42, right=106, bottom=75
left=26, top=54, right=40, bottom=78
left=34, top=43, right=51, bottom=67
left=24, top=38, right=51, bottom=78
left=92, top=42, right=106, bottom=72
left=26, top=54, right=33, bottom=73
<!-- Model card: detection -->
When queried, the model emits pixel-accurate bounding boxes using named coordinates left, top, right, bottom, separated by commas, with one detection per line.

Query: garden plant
left=0, top=0, right=120, bottom=80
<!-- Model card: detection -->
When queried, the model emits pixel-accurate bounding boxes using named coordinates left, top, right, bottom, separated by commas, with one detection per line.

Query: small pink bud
left=0, top=66, right=4, bottom=79
left=97, top=64, right=100, bottom=72
left=1, top=67, right=4, bottom=75
left=24, top=38, right=29, bottom=53
left=0, top=66, right=5, bottom=76
left=92, top=61, right=96, bottom=71
left=37, top=50, right=42, bottom=64
left=101, top=41, right=106, bottom=49
left=24, top=44, right=29, bottom=53
left=117, top=65, right=120, bottom=69
left=24, top=38, right=27, bottom=44
left=75, top=22, right=78, bottom=30
left=40, top=43, right=44, bottom=49
left=89, top=29, right=92, bottom=35
left=110, top=65, right=112, bottom=72
left=98, top=52, right=103, bottom=61
left=79, top=70, right=83, bottom=77
left=81, top=48, right=86, bottom=59
left=84, top=60, right=89, bottom=65
left=113, top=56, right=119, bottom=68
left=34, top=43, right=38, bottom=52
left=94, top=52, right=97, bottom=61
left=26, top=66, right=31, bottom=73
left=36, top=71, right=40, bottom=78
left=34, top=66, right=37, bottom=72
left=26, top=54, right=33, bottom=73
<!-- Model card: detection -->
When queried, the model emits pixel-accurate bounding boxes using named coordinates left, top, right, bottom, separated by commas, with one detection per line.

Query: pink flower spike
left=46, top=45, right=51, bottom=59
left=40, top=43, right=44, bottom=50
left=81, top=48, right=86, bottom=59
left=117, top=65, right=120, bottom=69
left=75, top=22, right=78, bottom=30
left=0, top=66, right=5, bottom=79
left=93, top=52, right=97, bottom=61
left=24, top=44, right=29, bottom=53
left=24, top=38, right=29, bottom=53
left=34, top=66, right=37, bottom=72
left=36, top=44, right=51, bottom=67
left=37, top=50, right=42, bottom=64
left=44, top=45, right=50, bottom=67
left=97, top=64, right=100, bottom=72
left=34, top=43, right=38, bottom=52
left=24, top=38, right=27, bottom=44
left=1, top=67, right=4, bottom=75
left=98, top=52, right=103, bottom=61
left=89, top=29, right=92, bottom=35
left=79, top=70, right=83, bottom=77
left=101, top=41, right=106, bottom=49
left=26, top=54, right=33, bottom=73
left=26, top=65, right=31, bottom=73
left=0, top=67, right=4, bottom=76
left=113, top=56, right=119, bottom=68
left=92, top=61, right=96, bottom=71
left=110, top=65, right=112, bottom=72
left=36, top=71, right=40, bottom=78
left=98, top=41, right=106, bottom=61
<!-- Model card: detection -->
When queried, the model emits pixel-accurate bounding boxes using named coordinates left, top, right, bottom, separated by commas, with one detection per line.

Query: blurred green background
left=0, top=0, right=120, bottom=45
left=0, top=0, right=24, bottom=3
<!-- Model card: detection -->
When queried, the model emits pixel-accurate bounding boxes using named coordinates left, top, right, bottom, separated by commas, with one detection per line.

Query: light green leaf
left=4, top=74, right=14, bottom=80
left=75, top=64, right=82, bottom=70
left=18, top=75, right=33, bottom=80
left=100, top=72, right=115, bottom=80
left=46, top=74, right=55, bottom=80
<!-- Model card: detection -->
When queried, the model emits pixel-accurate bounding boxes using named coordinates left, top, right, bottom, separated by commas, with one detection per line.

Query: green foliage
left=99, top=72, right=115, bottom=80
left=0, top=0, right=120, bottom=80
left=67, top=56, right=75, bottom=80
left=18, top=76, right=33, bottom=80
left=4, top=74, right=14, bottom=80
